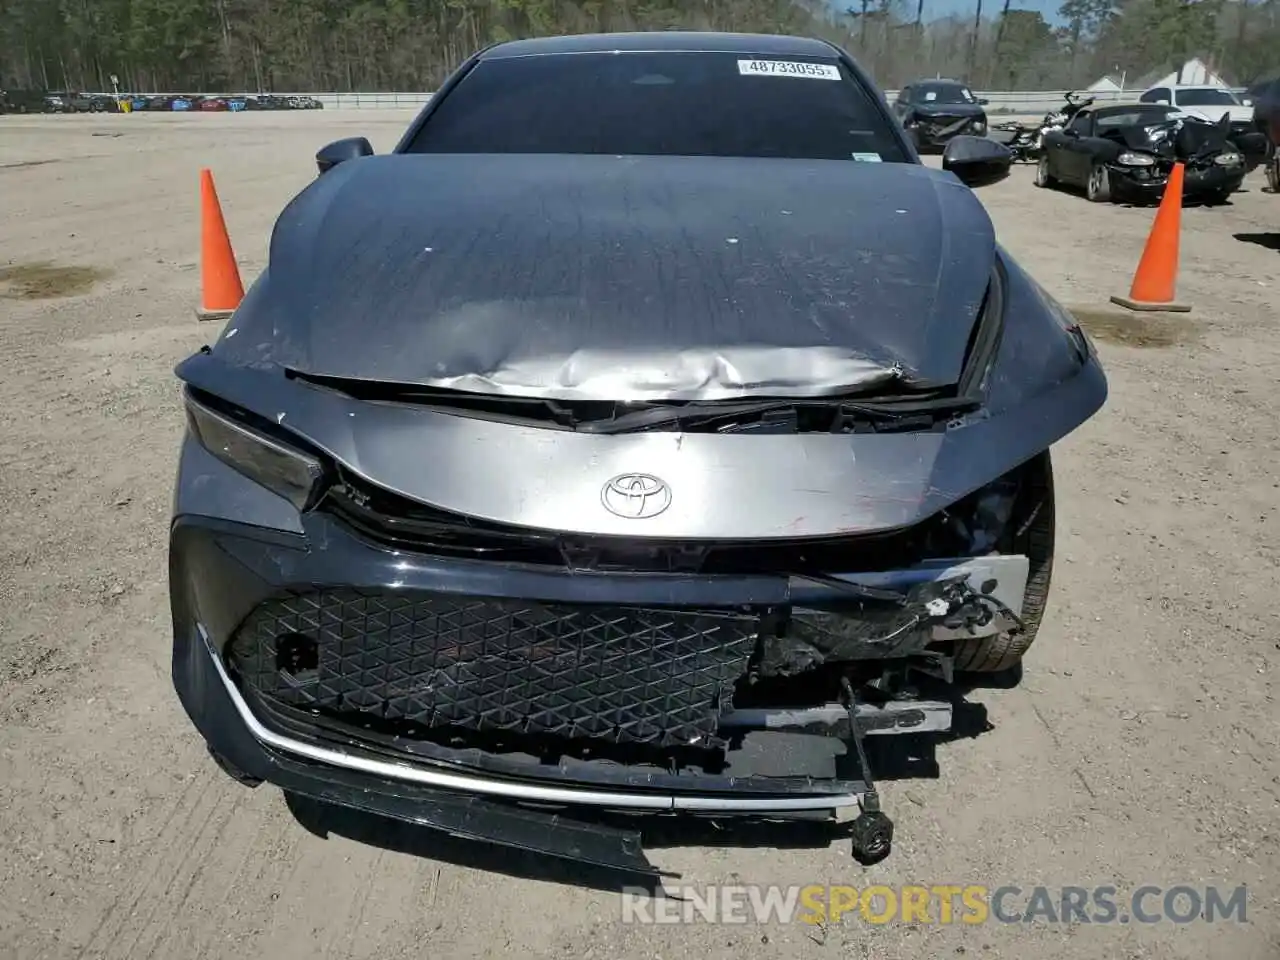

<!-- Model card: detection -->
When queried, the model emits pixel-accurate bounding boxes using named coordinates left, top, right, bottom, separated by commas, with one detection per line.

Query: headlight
left=1215, top=151, right=1242, bottom=166
left=973, top=119, right=987, bottom=133
left=184, top=389, right=326, bottom=511
left=1116, top=151, right=1155, bottom=166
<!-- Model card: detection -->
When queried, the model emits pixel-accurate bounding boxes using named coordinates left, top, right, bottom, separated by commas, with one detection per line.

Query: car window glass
left=1066, top=113, right=1091, bottom=133
left=1175, top=88, right=1239, bottom=106
left=916, top=83, right=974, bottom=105
left=1094, top=107, right=1174, bottom=129
left=406, top=52, right=910, bottom=163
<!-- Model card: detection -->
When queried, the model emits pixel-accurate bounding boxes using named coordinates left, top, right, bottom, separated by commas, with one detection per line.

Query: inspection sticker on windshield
left=737, top=59, right=840, bottom=80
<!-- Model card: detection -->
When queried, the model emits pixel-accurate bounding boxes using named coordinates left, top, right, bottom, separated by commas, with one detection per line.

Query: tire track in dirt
left=73, top=767, right=223, bottom=958
left=128, top=791, right=310, bottom=960
left=113, top=786, right=253, bottom=960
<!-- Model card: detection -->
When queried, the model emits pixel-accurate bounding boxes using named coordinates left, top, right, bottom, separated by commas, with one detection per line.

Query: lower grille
left=228, top=589, right=757, bottom=749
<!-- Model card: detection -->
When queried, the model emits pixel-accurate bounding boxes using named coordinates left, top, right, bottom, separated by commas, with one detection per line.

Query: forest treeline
left=0, top=0, right=1276, bottom=95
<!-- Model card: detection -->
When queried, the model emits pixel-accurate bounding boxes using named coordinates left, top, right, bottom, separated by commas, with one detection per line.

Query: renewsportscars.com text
left=620, top=884, right=1249, bottom=926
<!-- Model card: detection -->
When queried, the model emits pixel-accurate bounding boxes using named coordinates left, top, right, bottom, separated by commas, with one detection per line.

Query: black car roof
left=910, top=79, right=969, bottom=87
left=479, top=31, right=840, bottom=59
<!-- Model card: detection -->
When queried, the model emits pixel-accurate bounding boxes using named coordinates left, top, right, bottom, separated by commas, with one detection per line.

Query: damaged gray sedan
left=169, top=31, right=1107, bottom=874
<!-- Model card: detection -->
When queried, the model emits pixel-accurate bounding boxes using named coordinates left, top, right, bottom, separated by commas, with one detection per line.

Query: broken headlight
left=184, top=389, right=326, bottom=511
left=1117, top=151, right=1155, bottom=166
left=938, top=473, right=1020, bottom=556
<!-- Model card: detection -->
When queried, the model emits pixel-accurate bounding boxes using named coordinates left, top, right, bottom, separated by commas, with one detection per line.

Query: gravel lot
left=1, top=110, right=1278, bottom=960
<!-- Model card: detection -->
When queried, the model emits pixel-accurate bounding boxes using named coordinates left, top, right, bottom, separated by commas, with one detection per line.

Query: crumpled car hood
left=216, top=153, right=996, bottom=401
left=912, top=102, right=986, bottom=120
left=1108, top=115, right=1232, bottom=158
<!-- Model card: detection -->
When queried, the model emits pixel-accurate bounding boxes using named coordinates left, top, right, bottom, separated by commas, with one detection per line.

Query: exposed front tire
left=1267, top=155, right=1280, bottom=194
left=1086, top=163, right=1112, bottom=202
left=1034, top=153, right=1054, bottom=188
left=953, top=451, right=1056, bottom=674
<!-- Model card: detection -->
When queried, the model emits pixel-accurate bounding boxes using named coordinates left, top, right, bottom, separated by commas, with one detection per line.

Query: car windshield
left=1095, top=106, right=1175, bottom=128
left=1176, top=88, right=1240, bottom=106
left=405, top=51, right=909, bottom=163
left=918, top=83, right=975, bottom=104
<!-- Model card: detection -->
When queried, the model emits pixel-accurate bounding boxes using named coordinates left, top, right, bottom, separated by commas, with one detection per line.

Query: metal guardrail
left=92, top=86, right=1252, bottom=115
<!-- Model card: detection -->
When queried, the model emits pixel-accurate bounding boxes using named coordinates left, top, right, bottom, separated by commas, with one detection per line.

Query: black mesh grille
left=228, top=589, right=757, bottom=748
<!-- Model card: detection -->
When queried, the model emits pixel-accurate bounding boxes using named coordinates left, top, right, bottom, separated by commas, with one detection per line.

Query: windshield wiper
left=286, top=369, right=978, bottom=434
left=579, top=396, right=974, bottom=435
left=284, top=370, right=582, bottom=427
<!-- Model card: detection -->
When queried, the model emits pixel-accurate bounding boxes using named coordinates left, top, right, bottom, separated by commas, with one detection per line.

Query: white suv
left=1138, top=84, right=1253, bottom=127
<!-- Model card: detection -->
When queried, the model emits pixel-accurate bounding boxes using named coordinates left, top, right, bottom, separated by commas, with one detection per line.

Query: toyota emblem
left=601, top=473, right=672, bottom=519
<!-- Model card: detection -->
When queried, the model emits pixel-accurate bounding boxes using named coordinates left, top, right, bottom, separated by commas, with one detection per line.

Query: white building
left=1140, top=57, right=1231, bottom=89
left=1087, top=58, right=1234, bottom=96
left=1086, top=74, right=1124, bottom=93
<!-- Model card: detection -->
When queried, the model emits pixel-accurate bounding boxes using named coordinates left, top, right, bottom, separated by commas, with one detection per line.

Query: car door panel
left=1060, top=115, right=1095, bottom=183
left=1041, top=130, right=1069, bottom=180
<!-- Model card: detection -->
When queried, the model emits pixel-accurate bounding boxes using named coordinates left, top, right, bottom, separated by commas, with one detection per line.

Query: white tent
left=1087, top=74, right=1125, bottom=92
left=1146, top=57, right=1230, bottom=89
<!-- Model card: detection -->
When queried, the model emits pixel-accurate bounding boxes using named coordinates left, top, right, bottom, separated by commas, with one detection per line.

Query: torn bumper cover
left=908, top=113, right=988, bottom=148
left=171, top=511, right=1026, bottom=874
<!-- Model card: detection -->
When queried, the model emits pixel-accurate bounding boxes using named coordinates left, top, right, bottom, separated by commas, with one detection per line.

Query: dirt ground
left=1, top=110, right=1277, bottom=960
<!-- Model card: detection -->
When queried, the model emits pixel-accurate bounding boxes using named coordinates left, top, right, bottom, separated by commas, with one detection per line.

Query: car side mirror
left=978, top=98, right=990, bottom=105
left=941, top=135, right=1013, bottom=188
left=316, top=137, right=373, bottom=175
left=1154, top=98, right=1170, bottom=106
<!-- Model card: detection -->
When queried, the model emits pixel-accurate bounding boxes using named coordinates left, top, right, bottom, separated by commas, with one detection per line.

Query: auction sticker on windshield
left=737, top=59, right=841, bottom=80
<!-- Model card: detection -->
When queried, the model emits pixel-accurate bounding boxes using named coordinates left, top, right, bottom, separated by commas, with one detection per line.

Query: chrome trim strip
left=200, top=625, right=863, bottom=813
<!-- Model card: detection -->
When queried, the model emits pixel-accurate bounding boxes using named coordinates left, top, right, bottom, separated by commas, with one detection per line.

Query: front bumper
left=171, top=494, right=1026, bottom=868
left=910, top=116, right=988, bottom=148
left=1110, top=161, right=1245, bottom=200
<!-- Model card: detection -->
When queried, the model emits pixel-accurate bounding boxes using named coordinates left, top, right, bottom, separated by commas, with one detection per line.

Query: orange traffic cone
left=1109, top=162, right=1191, bottom=313
left=196, top=168, right=245, bottom=321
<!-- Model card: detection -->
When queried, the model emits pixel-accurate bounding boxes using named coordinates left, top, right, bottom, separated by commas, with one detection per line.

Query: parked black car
left=1035, top=102, right=1253, bottom=204
left=1248, top=77, right=1280, bottom=192
left=0, top=88, right=53, bottom=113
left=892, top=79, right=990, bottom=151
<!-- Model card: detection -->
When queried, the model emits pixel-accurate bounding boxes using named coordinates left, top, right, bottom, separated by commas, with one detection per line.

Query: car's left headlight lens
left=184, top=389, right=326, bottom=511
left=1117, top=151, right=1155, bottom=166
left=1215, top=151, right=1243, bottom=166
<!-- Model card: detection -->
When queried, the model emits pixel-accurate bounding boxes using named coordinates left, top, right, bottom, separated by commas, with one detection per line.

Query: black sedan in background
left=1036, top=101, right=1249, bottom=204
left=1248, top=77, right=1280, bottom=192
left=892, top=78, right=990, bottom=150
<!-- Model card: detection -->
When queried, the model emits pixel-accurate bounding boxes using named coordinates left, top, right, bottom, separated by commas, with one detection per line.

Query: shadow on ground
left=280, top=679, right=1008, bottom=895
left=1235, top=232, right=1280, bottom=251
